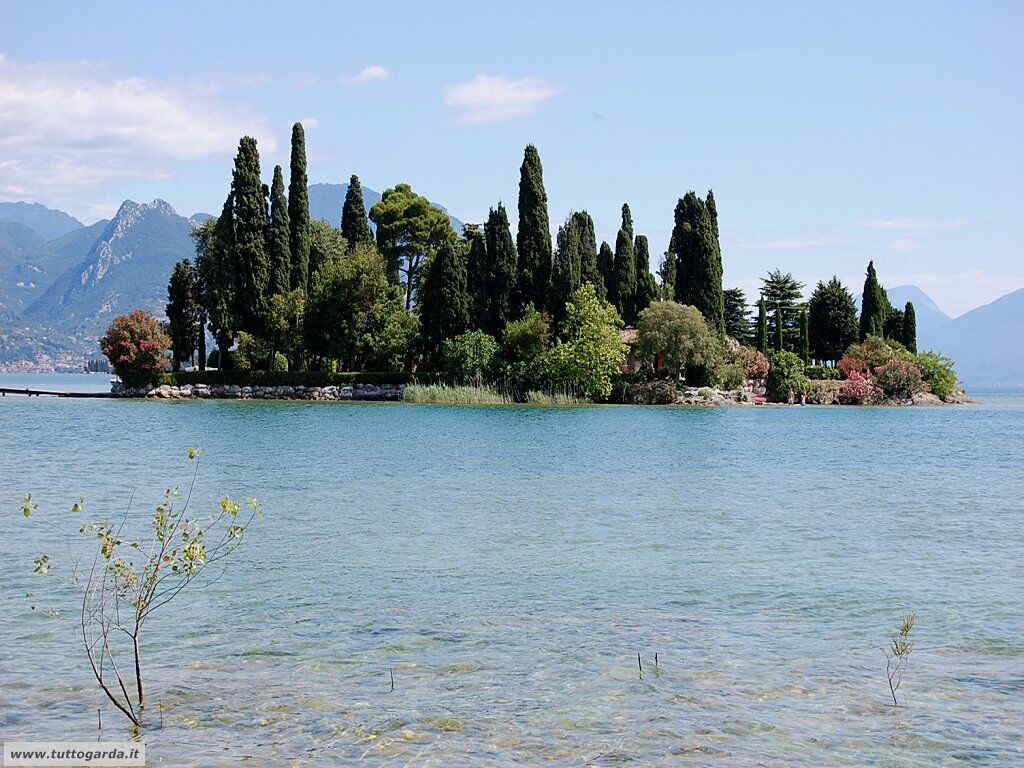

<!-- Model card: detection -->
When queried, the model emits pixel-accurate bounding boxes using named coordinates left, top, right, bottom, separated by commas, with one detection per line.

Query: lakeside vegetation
left=97, top=123, right=961, bottom=405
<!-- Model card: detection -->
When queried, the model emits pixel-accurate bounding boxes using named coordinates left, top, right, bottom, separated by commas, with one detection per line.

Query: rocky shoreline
left=113, top=382, right=404, bottom=401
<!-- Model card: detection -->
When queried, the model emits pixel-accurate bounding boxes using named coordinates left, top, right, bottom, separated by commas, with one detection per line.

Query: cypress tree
left=209, top=193, right=237, bottom=366
left=598, top=241, right=615, bottom=299
left=884, top=307, right=905, bottom=343
left=483, top=204, right=517, bottom=336
left=267, top=165, right=291, bottom=298
left=774, top=306, right=784, bottom=351
left=859, top=260, right=889, bottom=340
left=755, top=299, right=768, bottom=355
left=657, top=251, right=676, bottom=299
left=799, top=307, right=810, bottom=364
left=633, top=234, right=658, bottom=319
left=515, top=144, right=552, bottom=312
left=419, top=240, right=470, bottom=360
left=231, top=136, right=270, bottom=337
left=287, top=122, right=310, bottom=292
left=550, top=216, right=583, bottom=327
left=341, top=174, right=373, bottom=248
left=464, top=224, right=487, bottom=329
left=671, top=191, right=724, bottom=333
left=166, top=259, right=199, bottom=371
left=574, top=211, right=603, bottom=298
left=903, top=301, right=917, bottom=353
left=610, top=204, right=637, bottom=323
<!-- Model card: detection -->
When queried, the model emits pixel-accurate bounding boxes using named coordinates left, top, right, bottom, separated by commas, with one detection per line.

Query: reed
left=403, top=383, right=512, bottom=405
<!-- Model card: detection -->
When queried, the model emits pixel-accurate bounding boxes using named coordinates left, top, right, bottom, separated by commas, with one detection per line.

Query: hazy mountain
left=885, top=284, right=952, bottom=352
left=0, top=202, right=83, bottom=240
left=308, top=183, right=465, bottom=233
left=24, top=200, right=196, bottom=336
left=940, top=288, right=1024, bottom=391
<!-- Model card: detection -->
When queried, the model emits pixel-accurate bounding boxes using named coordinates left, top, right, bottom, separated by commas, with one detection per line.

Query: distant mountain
left=0, top=202, right=83, bottom=240
left=24, top=200, right=196, bottom=336
left=939, top=288, right=1024, bottom=391
left=308, top=183, right=465, bottom=233
left=885, top=284, right=952, bottom=352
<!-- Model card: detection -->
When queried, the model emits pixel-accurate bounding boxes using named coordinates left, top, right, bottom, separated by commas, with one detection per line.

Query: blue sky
left=3, top=0, right=1021, bottom=315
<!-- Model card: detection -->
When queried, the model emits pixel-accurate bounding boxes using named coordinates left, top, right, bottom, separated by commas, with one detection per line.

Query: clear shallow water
left=1, top=377, right=1022, bottom=766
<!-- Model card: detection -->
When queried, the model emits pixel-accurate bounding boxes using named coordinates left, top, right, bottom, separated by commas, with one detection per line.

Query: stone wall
left=113, top=382, right=404, bottom=401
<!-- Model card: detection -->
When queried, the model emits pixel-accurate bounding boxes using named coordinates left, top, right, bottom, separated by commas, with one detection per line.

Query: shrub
left=100, top=310, right=171, bottom=387
left=875, top=359, right=925, bottom=400
left=914, top=352, right=959, bottom=400
left=442, top=331, right=499, bottom=384
left=636, top=301, right=721, bottom=380
left=727, top=345, right=769, bottom=380
left=717, top=362, right=746, bottom=390
left=544, top=284, right=627, bottom=400
left=804, top=379, right=842, bottom=405
left=839, top=370, right=882, bottom=405
left=766, top=350, right=808, bottom=402
left=805, top=365, right=841, bottom=380
left=838, top=336, right=910, bottom=378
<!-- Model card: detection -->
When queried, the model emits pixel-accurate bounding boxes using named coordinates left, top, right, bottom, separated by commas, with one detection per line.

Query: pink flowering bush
left=839, top=370, right=882, bottom=405
left=100, top=309, right=171, bottom=387
left=727, top=345, right=769, bottom=380
left=875, top=359, right=926, bottom=400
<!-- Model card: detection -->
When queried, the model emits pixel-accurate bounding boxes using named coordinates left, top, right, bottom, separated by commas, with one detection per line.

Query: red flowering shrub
left=100, top=310, right=171, bottom=387
left=838, top=336, right=911, bottom=379
left=839, top=370, right=882, bottom=405
left=875, top=359, right=925, bottom=399
left=727, top=345, right=769, bottom=380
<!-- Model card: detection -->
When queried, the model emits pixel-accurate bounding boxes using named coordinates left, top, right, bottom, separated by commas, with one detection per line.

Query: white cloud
left=344, top=65, right=390, bottom=85
left=862, top=218, right=968, bottom=231
left=443, top=74, right=561, bottom=124
left=0, top=54, right=274, bottom=212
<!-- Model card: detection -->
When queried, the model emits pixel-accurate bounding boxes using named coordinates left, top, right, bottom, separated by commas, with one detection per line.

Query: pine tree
left=550, top=216, right=583, bottom=328
left=799, top=307, right=810, bottom=364
left=859, top=260, right=889, bottom=340
left=610, top=204, right=637, bottom=323
left=464, top=224, right=487, bottom=329
left=759, top=270, right=805, bottom=351
left=724, top=287, right=753, bottom=343
left=483, top=204, right=517, bottom=336
left=515, top=145, right=552, bottom=312
left=755, top=299, right=768, bottom=355
left=419, top=240, right=470, bottom=360
left=341, top=174, right=373, bottom=248
left=633, top=234, right=658, bottom=319
left=903, top=301, right=917, bottom=353
left=287, top=122, right=310, bottom=293
left=574, top=211, right=603, bottom=298
left=598, top=241, right=615, bottom=299
left=166, top=259, right=199, bottom=371
left=671, top=191, right=724, bottom=333
left=807, top=276, right=858, bottom=363
left=267, top=165, right=291, bottom=298
left=231, top=136, right=270, bottom=337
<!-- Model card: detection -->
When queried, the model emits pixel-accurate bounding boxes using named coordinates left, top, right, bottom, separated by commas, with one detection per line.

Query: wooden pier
left=0, top=387, right=113, bottom=398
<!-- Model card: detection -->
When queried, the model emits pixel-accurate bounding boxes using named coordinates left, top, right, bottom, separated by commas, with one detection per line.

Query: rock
left=912, top=391, right=943, bottom=406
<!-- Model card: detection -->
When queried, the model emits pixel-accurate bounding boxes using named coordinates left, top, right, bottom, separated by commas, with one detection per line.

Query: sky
left=2, top=0, right=1021, bottom=317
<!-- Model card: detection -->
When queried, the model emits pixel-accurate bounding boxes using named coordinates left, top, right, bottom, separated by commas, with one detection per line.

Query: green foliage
left=633, top=235, right=658, bottom=320
left=544, top=284, right=627, bottom=400
left=483, top=204, right=517, bottom=336
left=766, top=349, right=809, bottom=402
left=598, top=241, right=615, bottom=300
left=498, top=305, right=551, bottom=392
left=717, top=362, right=746, bottom=390
left=914, top=351, right=958, bottom=399
left=574, top=211, right=603, bottom=299
left=235, top=332, right=287, bottom=371
left=419, top=241, right=470, bottom=360
left=287, top=122, right=311, bottom=292
left=308, top=218, right=347, bottom=279
left=808, top=276, right=859, bottom=362
left=101, top=310, right=171, bottom=387
left=799, top=307, right=810, bottom=363
left=657, top=250, right=676, bottom=299
left=267, top=165, right=292, bottom=298
left=884, top=306, right=905, bottom=343
left=369, top=182, right=455, bottom=309
left=165, top=259, right=199, bottom=371
left=903, top=302, right=918, bottom=353
left=610, top=204, right=637, bottom=324
left=442, top=330, right=499, bottom=383
left=875, top=359, right=925, bottom=399
left=727, top=344, right=770, bottom=379
left=724, top=287, right=753, bottom=344
left=859, top=260, right=890, bottom=340
left=193, top=196, right=238, bottom=365
left=464, top=225, right=488, bottom=329
left=839, top=336, right=912, bottom=377
left=550, top=215, right=583, bottom=329
left=231, top=136, right=270, bottom=336
left=515, top=145, right=552, bottom=312
left=162, top=369, right=431, bottom=388
left=759, top=269, right=805, bottom=352
left=266, top=288, right=305, bottom=364
left=755, top=300, right=768, bottom=355
left=804, top=379, right=843, bottom=404
left=671, top=191, right=724, bottom=333
left=806, top=365, right=842, bottom=380
left=774, top=306, right=784, bottom=351
left=404, top=383, right=512, bottom=405
left=341, top=174, right=373, bottom=248
left=636, top=300, right=722, bottom=380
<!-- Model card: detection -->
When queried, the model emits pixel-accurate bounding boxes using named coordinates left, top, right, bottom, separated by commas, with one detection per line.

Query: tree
left=419, top=240, right=470, bottom=361
left=884, top=307, right=905, bottom=344
left=807, top=276, right=859, bottom=363
left=610, top=204, right=637, bottom=324
left=369, top=183, right=455, bottom=309
left=482, top=204, right=517, bottom=336
left=308, top=218, right=347, bottom=279
left=774, top=305, right=784, bottom=351
left=464, top=224, right=488, bottom=329
left=903, top=302, right=918, bottom=353
left=724, top=288, right=753, bottom=344
left=192, top=195, right=237, bottom=368
left=515, top=144, right=552, bottom=311
left=266, top=289, right=305, bottom=368
left=574, top=211, right=603, bottom=298
left=759, top=270, right=805, bottom=352
left=657, top=251, right=676, bottom=300
left=442, top=331, right=499, bottom=385
left=166, top=260, right=199, bottom=371
left=755, top=299, right=768, bottom=355
left=341, top=174, right=373, bottom=248
left=267, top=165, right=291, bottom=298
left=859, top=260, right=890, bottom=340
left=633, top=234, right=658, bottom=320
left=671, top=192, right=724, bottom=333
left=100, top=310, right=171, bottom=387
left=799, top=307, right=810, bottom=364
left=766, top=350, right=808, bottom=402
left=550, top=215, right=583, bottom=329
left=231, top=136, right=270, bottom=337
left=598, top=241, right=615, bottom=299
left=636, top=300, right=721, bottom=380
left=544, top=283, right=626, bottom=400
left=288, top=122, right=311, bottom=292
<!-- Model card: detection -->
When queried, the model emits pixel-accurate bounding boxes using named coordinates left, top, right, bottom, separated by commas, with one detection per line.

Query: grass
left=403, top=383, right=590, bottom=406
left=524, top=389, right=588, bottom=406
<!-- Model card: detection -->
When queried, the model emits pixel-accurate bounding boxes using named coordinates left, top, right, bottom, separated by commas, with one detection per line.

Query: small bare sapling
left=884, top=614, right=916, bottom=706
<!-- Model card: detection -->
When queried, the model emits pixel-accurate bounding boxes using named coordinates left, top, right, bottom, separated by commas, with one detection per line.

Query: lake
left=1, top=374, right=1022, bottom=766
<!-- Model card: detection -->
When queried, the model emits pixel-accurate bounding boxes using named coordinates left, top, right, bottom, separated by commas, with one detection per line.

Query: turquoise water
left=1, top=374, right=1022, bottom=766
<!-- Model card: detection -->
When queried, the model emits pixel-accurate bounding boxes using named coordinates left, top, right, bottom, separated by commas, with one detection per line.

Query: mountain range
left=0, top=196, right=1019, bottom=388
